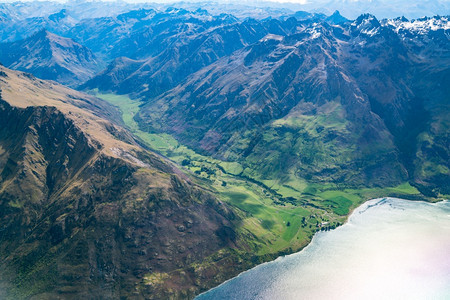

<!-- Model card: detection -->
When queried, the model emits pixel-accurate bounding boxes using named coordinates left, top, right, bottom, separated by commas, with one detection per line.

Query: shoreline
left=196, top=196, right=449, bottom=299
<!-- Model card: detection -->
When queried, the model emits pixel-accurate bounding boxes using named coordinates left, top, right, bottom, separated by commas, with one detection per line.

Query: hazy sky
left=1, top=0, right=448, bottom=4
left=1, top=0, right=449, bottom=19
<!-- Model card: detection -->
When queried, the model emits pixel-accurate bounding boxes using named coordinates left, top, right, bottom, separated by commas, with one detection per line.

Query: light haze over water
left=197, top=198, right=450, bottom=299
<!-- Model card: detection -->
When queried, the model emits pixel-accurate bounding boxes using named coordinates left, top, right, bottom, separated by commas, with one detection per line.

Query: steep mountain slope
left=0, top=29, right=101, bottom=86
left=137, top=14, right=449, bottom=196
left=342, top=14, right=450, bottom=195
left=0, top=66, right=243, bottom=299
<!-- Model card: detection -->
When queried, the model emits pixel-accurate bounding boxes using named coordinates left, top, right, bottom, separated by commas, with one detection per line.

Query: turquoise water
left=197, top=198, right=450, bottom=300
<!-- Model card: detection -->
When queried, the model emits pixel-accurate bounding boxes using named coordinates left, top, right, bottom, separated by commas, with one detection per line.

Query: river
left=197, top=198, right=450, bottom=299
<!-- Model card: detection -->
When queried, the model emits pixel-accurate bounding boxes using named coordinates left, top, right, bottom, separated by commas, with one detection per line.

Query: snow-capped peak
left=352, top=14, right=381, bottom=37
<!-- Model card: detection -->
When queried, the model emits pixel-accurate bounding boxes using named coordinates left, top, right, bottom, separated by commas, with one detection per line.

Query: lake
left=197, top=198, right=450, bottom=300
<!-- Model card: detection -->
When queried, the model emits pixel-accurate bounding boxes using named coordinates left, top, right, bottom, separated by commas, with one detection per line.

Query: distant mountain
left=325, top=10, right=349, bottom=24
left=295, top=0, right=450, bottom=19
left=81, top=17, right=288, bottom=97
left=0, top=30, right=102, bottom=86
left=0, top=66, right=242, bottom=299
left=80, top=10, right=348, bottom=98
left=0, top=1, right=151, bottom=23
left=65, top=7, right=239, bottom=61
left=0, top=8, right=77, bottom=42
left=137, top=14, right=449, bottom=195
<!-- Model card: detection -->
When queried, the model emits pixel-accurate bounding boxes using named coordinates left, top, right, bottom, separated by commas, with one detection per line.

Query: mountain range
left=89, top=13, right=449, bottom=196
left=0, top=2, right=448, bottom=299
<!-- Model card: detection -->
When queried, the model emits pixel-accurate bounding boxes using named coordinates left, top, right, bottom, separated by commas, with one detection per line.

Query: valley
left=93, top=90, right=430, bottom=256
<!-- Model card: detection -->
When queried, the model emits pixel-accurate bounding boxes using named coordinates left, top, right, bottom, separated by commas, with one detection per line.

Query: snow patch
left=386, top=16, right=450, bottom=35
left=260, top=34, right=283, bottom=42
